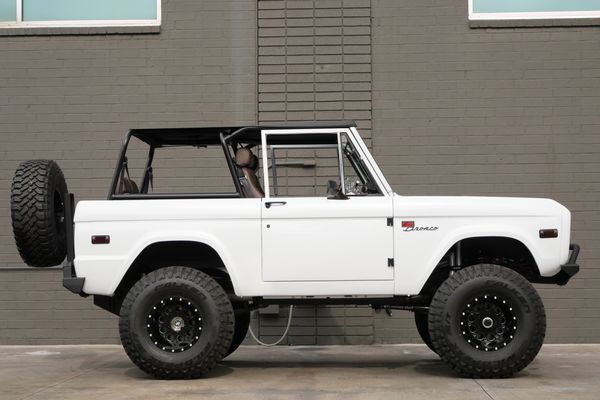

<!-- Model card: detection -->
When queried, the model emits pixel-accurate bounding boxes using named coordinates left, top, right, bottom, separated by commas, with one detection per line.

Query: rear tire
left=11, top=159, right=68, bottom=267
left=414, top=311, right=436, bottom=354
left=429, top=264, right=546, bottom=378
left=224, top=302, right=250, bottom=357
left=119, top=267, right=234, bottom=379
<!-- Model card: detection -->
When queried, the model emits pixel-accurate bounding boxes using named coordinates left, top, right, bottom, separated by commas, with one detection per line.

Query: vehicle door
left=260, top=129, right=394, bottom=289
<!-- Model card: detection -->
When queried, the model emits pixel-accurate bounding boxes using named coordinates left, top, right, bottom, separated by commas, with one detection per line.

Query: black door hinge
left=387, top=258, right=394, bottom=267
left=387, top=217, right=393, bottom=226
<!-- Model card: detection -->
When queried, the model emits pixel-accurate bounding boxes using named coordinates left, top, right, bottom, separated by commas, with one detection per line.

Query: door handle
left=265, top=201, right=287, bottom=208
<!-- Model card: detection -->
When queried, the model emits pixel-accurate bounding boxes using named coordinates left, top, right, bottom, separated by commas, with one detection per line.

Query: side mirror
left=327, top=180, right=349, bottom=200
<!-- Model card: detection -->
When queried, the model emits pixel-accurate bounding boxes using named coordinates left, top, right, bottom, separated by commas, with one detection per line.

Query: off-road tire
left=224, top=302, right=251, bottom=357
left=11, top=160, right=68, bottom=267
left=414, top=311, right=436, bottom=354
left=429, top=264, right=546, bottom=378
left=119, top=267, right=234, bottom=379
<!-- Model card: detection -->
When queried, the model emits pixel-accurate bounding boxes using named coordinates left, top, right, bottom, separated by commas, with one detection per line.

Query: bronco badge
left=401, top=221, right=438, bottom=232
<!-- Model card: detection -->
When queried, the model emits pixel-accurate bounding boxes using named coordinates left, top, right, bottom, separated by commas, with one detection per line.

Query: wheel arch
left=96, top=239, right=238, bottom=315
left=419, top=235, right=542, bottom=297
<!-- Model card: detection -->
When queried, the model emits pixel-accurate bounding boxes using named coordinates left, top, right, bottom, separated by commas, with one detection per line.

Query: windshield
left=341, top=133, right=380, bottom=195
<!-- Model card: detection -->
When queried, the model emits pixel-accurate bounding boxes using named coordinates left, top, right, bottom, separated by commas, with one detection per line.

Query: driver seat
left=235, top=148, right=264, bottom=198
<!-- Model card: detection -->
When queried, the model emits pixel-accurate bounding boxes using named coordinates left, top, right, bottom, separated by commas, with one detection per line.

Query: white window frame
left=468, top=0, right=600, bottom=22
left=0, top=0, right=161, bottom=28
left=260, top=128, right=391, bottom=199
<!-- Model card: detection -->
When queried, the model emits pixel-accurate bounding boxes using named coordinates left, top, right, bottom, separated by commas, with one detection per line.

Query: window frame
left=260, top=128, right=388, bottom=199
left=0, top=0, right=161, bottom=29
left=339, top=132, right=382, bottom=197
left=468, top=0, right=600, bottom=24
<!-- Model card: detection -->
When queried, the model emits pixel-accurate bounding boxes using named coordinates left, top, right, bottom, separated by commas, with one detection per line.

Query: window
left=266, top=142, right=341, bottom=197
left=0, top=0, right=160, bottom=28
left=469, top=0, right=600, bottom=26
left=340, top=133, right=381, bottom=196
left=115, top=136, right=236, bottom=197
left=263, top=132, right=381, bottom=198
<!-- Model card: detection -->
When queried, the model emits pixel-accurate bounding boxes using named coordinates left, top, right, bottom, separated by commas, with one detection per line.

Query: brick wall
left=0, top=0, right=257, bottom=344
left=258, top=0, right=372, bottom=134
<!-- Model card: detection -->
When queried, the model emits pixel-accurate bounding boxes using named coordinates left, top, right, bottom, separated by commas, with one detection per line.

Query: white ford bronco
left=10, top=120, right=580, bottom=379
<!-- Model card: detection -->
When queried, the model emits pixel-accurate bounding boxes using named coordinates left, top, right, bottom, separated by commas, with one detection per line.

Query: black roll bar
left=220, top=127, right=253, bottom=197
left=108, top=130, right=133, bottom=199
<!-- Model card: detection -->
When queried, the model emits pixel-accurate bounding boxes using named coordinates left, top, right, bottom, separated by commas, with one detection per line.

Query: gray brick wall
left=258, top=0, right=372, bottom=135
left=0, top=0, right=257, bottom=344
left=0, top=270, right=116, bottom=344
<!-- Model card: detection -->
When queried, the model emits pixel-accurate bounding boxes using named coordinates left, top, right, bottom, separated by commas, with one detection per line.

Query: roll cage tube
left=220, top=128, right=250, bottom=197
left=108, top=130, right=133, bottom=199
left=109, top=132, right=156, bottom=198
left=140, top=146, right=155, bottom=194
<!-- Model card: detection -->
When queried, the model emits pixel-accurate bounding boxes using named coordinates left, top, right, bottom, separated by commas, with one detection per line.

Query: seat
left=235, top=148, right=264, bottom=198
left=117, top=177, right=139, bottom=194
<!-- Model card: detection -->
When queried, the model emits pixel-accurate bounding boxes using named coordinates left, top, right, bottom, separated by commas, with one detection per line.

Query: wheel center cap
left=171, top=316, right=185, bottom=332
left=482, top=317, right=494, bottom=329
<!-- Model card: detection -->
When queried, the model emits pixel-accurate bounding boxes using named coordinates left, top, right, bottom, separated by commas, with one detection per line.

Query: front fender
left=394, top=222, right=563, bottom=295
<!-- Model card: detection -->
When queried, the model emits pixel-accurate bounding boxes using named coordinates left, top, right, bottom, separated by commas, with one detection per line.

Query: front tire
left=414, top=311, right=436, bottom=354
left=429, top=264, right=546, bottom=378
left=119, top=267, right=234, bottom=379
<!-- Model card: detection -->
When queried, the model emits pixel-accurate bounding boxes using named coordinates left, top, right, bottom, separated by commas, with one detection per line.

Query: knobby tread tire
left=428, top=264, right=546, bottom=378
left=414, top=311, right=436, bottom=354
left=119, top=267, right=234, bottom=379
left=11, top=159, right=68, bottom=267
left=224, top=303, right=250, bottom=357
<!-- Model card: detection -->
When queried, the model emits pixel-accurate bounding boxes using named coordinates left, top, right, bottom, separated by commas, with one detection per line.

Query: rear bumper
left=542, top=243, right=580, bottom=286
left=61, top=192, right=87, bottom=296
left=63, top=261, right=86, bottom=295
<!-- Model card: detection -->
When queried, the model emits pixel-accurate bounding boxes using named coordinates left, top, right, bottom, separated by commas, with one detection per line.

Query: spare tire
left=11, top=160, right=68, bottom=267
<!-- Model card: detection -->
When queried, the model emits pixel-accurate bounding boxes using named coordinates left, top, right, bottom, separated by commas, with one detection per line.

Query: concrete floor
left=0, top=344, right=598, bottom=400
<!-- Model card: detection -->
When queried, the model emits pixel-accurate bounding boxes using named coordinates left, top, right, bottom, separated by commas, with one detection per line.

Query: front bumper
left=552, top=243, right=580, bottom=286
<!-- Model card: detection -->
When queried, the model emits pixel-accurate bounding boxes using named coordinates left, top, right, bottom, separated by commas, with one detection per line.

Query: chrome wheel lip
left=145, top=296, right=203, bottom=353
left=460, top=294, right=517, bottom=352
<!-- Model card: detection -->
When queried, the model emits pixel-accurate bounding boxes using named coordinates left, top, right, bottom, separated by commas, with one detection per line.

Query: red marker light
left=539, top=229, right=558, bottom=239
left=91, top=235, right=110, bottom=244
left=402, top=221, right=415, bottom=228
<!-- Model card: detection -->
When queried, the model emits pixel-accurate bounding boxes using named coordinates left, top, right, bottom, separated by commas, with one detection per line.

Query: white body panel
left=74, top=199, right=262, bottom=296
left=262, top=196, right=393, bottom=283
left=392, top=195, right=571, bottom=294
left=72, top=127, right=573, bottom=298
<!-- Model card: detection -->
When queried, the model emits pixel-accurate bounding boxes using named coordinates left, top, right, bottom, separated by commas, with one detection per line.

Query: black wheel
left=429, top=264, right=546, bottom=378
left=224, top=302, right=250, bottom=357
left=11, top=160, right=68, bottom=267
left=119, top=267, right=234, bottom=379
left=414, top=311, right=436, bottom=354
